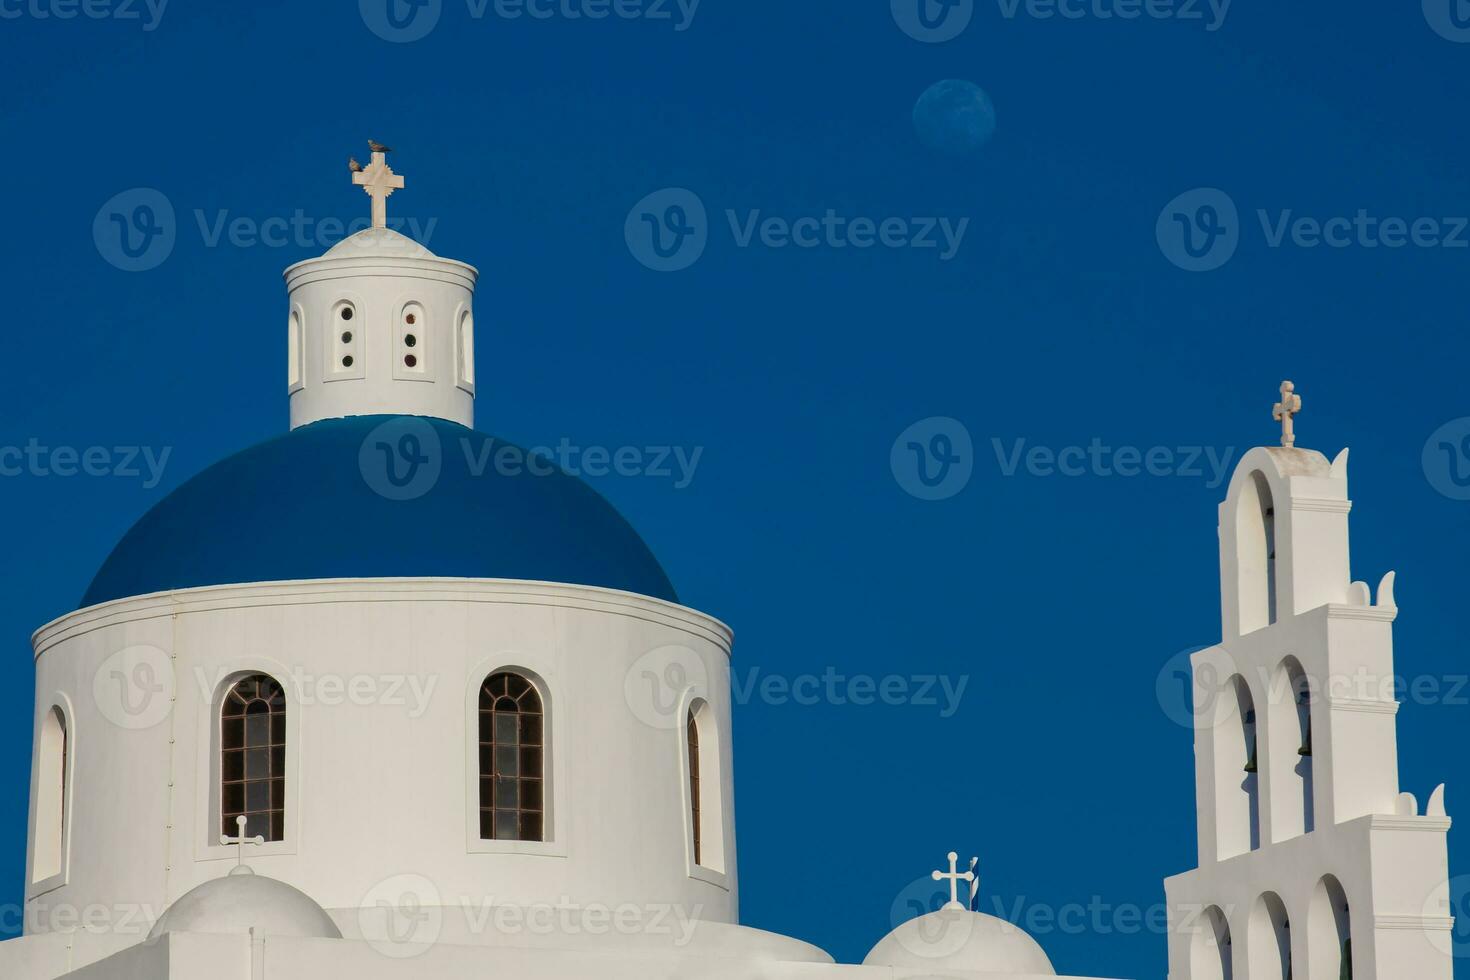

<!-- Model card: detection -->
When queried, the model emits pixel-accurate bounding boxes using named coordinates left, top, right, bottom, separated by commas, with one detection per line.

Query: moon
left=913, top=80, right=996, bottom=157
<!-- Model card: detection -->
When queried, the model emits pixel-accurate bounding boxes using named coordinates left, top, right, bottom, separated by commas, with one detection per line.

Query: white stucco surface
left=23, top=579, right=739, bottom=935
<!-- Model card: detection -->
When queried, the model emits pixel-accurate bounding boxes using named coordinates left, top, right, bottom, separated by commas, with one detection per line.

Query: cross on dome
left=1272, top=380, right=1302, bottom=448
left=350, top=141, right=405, bottom=229
left=220, top=814, right=265, bottom=876
left=931, top=851, right=977, bottom=911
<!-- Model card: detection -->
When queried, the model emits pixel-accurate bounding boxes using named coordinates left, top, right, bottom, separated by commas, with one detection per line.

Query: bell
left=1298, top=727, right=1313, bottom=757
left=1244, top=742, right=1259, bottom=774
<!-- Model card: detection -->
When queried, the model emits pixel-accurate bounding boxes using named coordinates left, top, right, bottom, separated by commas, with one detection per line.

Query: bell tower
left=1164, top=382, right=1453, bottom=980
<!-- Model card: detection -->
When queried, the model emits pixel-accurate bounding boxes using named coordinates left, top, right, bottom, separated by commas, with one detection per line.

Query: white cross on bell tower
left=351, top=140, right=405, bottom=229
left=1273, top=379, right=1302, bottom=448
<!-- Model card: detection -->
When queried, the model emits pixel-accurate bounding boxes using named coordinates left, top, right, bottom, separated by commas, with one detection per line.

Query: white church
left=0, top=151, right=1454, bottom=979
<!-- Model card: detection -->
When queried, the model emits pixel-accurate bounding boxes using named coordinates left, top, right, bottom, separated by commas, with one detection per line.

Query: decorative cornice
left=1325, top=604, right=1397, bottom=623
left=1368, top=814, right=1453, bottom=833
left=1375, top=913, right=1455, bottom=931
left=1329, top=696, right=1400, bottom=716
left=283, top=253, right=478, bottom=289
left=1291, top=497, right=1353, bottom=514
left=284, top=261, right=477, bottom=290
left=33, top=578, right=733, bottom=658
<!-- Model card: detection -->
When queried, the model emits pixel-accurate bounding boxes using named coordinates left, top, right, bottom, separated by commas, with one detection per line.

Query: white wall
left=2, top=928, right=1135, bottom=980
left=25, top=579, right=738, bottom=934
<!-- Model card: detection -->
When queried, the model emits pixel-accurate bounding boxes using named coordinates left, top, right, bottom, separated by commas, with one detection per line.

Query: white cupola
left=283, top=146, right=479, bottom=430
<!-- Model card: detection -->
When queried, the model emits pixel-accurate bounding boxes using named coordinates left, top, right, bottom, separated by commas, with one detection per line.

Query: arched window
left=33, top=706, right=68, bottom=882
left=687, top=707, right=702, bottom=866
left=221, top=674, right=286, bottom=842
left=478, top=672, right=544, bottom=841
left=685, top=699, right=724, bottom=873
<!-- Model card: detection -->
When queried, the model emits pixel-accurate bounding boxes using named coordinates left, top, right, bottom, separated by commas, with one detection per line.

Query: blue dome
left=82, top=416, right=678, bottom=609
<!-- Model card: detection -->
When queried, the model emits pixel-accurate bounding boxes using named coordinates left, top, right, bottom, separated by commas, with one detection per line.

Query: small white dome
left=864, top=907, right=1055, bottom=976
left=323, top=226, right=436, bottom=259
left=148, top=872, right=342, bottom=941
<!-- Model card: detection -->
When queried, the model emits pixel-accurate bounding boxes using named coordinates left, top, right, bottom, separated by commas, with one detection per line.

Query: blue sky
left=3, top=0, right=1470, bottom=975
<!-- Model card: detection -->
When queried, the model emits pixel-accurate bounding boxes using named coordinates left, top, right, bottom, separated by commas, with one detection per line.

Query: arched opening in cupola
left=457, top=309, right=475, bottom=389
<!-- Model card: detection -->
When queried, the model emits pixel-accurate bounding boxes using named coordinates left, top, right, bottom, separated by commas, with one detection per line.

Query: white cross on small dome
left=350, top=141, right=404, bottom=229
